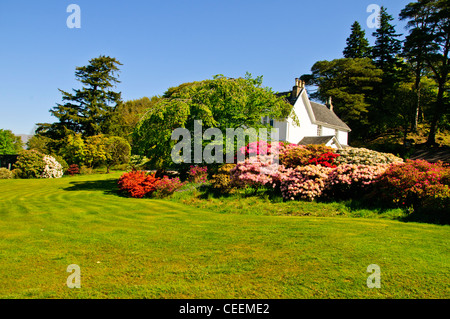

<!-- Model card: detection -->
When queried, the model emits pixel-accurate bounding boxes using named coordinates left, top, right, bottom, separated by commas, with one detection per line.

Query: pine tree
left=343, top=21, right=371, bottom=58
left=38, top=55, right=123, bottom=139
left=370, top=7, right=403, bottom=131
left=371, top=7, right=402, bottom=74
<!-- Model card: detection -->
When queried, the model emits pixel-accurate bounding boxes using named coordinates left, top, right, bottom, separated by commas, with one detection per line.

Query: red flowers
left=118, top=171, right=159, bottom=198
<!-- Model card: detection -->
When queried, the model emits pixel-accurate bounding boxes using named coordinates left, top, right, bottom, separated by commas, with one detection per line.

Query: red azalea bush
left=375, top=159, right=450, bottom=211
left=279, top=144, right=339, bottom=169
left=154, top=176, right=186, bottom=198
left=67, top=164, right=80, bottom=176
left=118, top=171, right=160, bottom=198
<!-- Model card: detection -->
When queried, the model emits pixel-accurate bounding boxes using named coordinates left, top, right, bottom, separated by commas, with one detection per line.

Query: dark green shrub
left=13, top=150, right=45, bottom=179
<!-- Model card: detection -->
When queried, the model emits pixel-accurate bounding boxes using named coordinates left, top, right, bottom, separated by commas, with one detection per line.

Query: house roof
left=309, top=102, right=351, bottom=132
left=276, top=90, right=351, bottom=132
left=298, top=135, right=344, bottom=149
left=298, top=135, right=335, bottom=145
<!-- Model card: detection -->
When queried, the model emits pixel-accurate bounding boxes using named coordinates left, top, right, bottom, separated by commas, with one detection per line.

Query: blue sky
left=0, top=0, right=412, bottom=135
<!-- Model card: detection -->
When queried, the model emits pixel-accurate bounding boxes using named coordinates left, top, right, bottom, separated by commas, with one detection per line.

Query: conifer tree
left=37, top=55, right=123, bottom=139
left=343, top=21, right=371, bottom=58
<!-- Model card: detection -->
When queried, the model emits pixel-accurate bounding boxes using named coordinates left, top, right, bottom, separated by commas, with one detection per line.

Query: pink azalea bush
left=187, top=165, right=208, bottom=184
left=325, top=164, right=389, bottom=198
left=280, top=165, right=332, bottom=201
left=230, top=155, right=279, bottom=190
left=154, top=175, right=186, bottom=198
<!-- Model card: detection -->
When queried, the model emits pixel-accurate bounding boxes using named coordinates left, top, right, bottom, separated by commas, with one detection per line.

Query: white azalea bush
left=41, top=155, right=64, bottom=179
left=335, top=147, right=403, bottom=166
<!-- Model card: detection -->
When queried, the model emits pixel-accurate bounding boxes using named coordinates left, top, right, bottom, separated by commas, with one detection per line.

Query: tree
left=400, top=0, right=450, bottom=145
left=371, top=6, right=404, bottom=131
left=104, top=136, right=131, bottom=173
left=301, top=58, right=383, bottom=140
left=109, top=96, right=162, bottom=141
left=60, top=133, right=86, bottom=165
left=0, top=129, right=23, bottom=155
left=343, top=21, right=371, bottom=58
left=84, top=135, right=108, bottom=168
left=133, top=74, right=294, bottom=170
left=36, top=55, right=123, bottom=139
left=400, top=0, right=436, bottom=132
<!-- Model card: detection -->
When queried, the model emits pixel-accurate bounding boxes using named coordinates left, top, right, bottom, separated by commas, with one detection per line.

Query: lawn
left=0, top=173, right=448, bottom=299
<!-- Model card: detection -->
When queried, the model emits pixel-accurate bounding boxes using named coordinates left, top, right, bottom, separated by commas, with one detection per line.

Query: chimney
left=326, top=96, right=333, bottom=112
left=292, top=78, right=303, bottom=99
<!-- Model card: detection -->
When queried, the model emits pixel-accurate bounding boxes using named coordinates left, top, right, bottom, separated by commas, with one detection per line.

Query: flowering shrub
left=308, top=152, right=340, bottom=168
left=335, top=147, right=403, bottom=166
left=67, top=164, right=80, bottom=176
left=375, top=160, right=449, bottom=210
left=325, top=164, right=389, bottom=199
left=154, top=176, right=186, bottom=198
left=279, top=144, right=339, bottom=168
left=230, top=155, right=279, bottom=190
left=118, top=171, right=159, bottom=198
left=187, top=165, right=208, bottom=184
left=239, top=141, right=283, bottom=158
left=41, top=155, right=64, bottom=179
left=280, top=165, right=332, bottom=201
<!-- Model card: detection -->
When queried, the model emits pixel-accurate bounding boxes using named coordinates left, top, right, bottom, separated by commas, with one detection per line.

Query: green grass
left=0, top=173, right=448, bottom=299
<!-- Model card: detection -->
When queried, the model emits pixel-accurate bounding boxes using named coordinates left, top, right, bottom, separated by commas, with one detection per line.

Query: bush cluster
left=118, top=171, right=186, bottom=198
left=375, top=160, right=449, bottom=214
left=0, top=168, right=13, bottom=179
left=335, top=147, right=403, bottom=166
left=187, top=165, right=208, bottom=184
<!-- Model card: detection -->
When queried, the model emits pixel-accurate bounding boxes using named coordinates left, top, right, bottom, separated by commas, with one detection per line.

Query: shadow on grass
left=62, top=178, right=122, bottom=196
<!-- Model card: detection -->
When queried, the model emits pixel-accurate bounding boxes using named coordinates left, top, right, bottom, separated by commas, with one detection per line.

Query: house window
left=270, top=119, right=274, bottom=127
left=317, top=125, right=322, bottom=136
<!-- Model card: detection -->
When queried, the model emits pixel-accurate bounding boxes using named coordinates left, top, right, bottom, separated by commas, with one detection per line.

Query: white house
left=263, top=78, right=351, bottom=149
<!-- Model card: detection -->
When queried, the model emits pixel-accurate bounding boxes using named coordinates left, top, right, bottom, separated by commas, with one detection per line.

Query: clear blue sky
left=0, top=0, right=412, bottom=135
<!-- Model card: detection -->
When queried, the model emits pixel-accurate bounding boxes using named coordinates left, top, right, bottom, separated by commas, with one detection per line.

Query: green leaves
left=132, top=74, right=293, bottom=169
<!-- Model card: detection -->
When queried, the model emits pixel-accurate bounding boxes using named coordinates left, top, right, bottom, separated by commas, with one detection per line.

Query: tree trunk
left=426, top=81, right=445, bottom=146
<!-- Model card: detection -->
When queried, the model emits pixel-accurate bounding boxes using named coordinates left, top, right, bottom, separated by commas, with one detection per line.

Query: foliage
left=301, top=58, right=383, bottom=139
left=67, top=164, right=80, bottom=176
left=61, top=133, right=86, bottom=165
left=118, top=171, right=160, bottom=198
left=187, top=165, right=208, bottom=184
left=0, top=129, right=23, bottom=155
left=343, top=21, right=371, bottom=58
left=127, top=155, right=150, bottom=171
left=36, top=55, right=123, bottom=139
left=335, top=147, right=404, bottom=165
left=104, top=136, right=131, bottom=173
left=0, top=168, right=13, bottom=179
left=12, top=150, right=46, bottom=179
left=132, top=74, right=294, bottom=169
left=41, top=155, right=64, bottom=179
left=153, top=176, right=186, bottom=198
left=375, top=160, right=450, bottom=210
left=84, top=135, right=108, bottom=168
left=210, top=164, right=238, bottom=193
